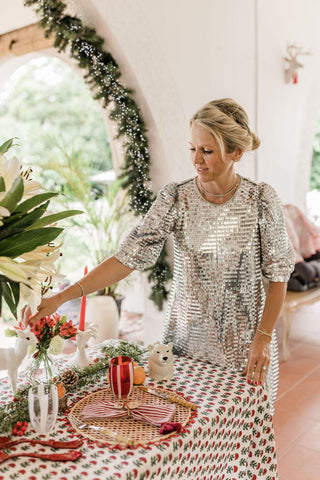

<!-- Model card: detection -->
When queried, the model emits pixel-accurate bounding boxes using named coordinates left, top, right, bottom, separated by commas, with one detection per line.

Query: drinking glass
left=109, top=356, right=134, bottom=403
left=28, top=384, right=58, bottom=435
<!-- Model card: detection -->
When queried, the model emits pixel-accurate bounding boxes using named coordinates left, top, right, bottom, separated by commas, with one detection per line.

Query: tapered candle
left=78, top=266, right=88, bottom=331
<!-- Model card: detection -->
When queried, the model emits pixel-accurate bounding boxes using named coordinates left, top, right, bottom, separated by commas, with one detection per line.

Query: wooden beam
left=0, top=23, right=54, bottom=58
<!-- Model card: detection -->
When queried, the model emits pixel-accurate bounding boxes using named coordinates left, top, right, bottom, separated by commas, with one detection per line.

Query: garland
left=0, top=341, right=146, bottom=434
left=24, top=0, right=172, bottom=310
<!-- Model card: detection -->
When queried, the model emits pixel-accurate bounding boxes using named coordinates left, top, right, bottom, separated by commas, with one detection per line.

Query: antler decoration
left=284, top=43, right=314, bottom=84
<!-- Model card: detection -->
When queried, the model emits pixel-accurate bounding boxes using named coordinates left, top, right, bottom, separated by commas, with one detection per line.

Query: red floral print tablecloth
left=0, top=342, right=278, bottom=480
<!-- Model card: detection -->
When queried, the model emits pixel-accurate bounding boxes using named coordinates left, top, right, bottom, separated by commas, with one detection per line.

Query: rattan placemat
left=69, top=386, right=192, bottom=447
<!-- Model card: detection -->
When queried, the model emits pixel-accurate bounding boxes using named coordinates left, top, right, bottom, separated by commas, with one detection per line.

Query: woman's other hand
left=21, top=294, right=62, bottom=328
left=241, top=332, right=271, bottom=386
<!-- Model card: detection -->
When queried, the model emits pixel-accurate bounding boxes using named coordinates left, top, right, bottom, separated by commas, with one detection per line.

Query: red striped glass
left=109, top=356, right=134, bottom=402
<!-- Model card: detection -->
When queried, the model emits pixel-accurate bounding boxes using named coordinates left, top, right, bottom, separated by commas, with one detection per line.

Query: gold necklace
left=198, top=177, right=240, bottom=198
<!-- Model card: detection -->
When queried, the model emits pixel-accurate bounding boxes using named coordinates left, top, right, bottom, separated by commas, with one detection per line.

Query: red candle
left=78, top=266, right=88, bottom=331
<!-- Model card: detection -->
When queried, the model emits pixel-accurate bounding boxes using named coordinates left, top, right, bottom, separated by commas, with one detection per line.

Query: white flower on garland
left=0, top=139, right=81, bottom=317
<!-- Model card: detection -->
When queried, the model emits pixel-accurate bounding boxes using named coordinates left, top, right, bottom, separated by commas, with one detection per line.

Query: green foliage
left=101, top=340, right=147, bottom=363
left=0, top=341, right=145, bottom=433
left=0, top=57, right=112, bottom=179
left=0, top=140, right=82, bottom=318
left=22, top=0, right=172, bottom=309
left=40, top=145, right=129, bottom=289
left=310, top=130, right=320, bottom=190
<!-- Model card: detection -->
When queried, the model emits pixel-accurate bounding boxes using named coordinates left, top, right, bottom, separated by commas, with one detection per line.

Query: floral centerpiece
left=27, top=313, right=77, bottom=383
left=0, top=138, right=81, bottom=318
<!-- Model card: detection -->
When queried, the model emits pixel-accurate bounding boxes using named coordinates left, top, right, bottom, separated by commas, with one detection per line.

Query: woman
left=23, top=98, right=295, bottom=411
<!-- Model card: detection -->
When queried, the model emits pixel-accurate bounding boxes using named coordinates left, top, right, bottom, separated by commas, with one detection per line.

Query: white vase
left=86, top=295, right=119, bottom=345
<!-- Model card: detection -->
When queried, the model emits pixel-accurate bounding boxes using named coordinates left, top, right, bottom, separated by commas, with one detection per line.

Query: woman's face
left=189, top=123, right=237, bottom=183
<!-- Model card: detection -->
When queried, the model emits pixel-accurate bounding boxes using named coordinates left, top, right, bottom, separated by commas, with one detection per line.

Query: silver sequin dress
left=115, top=176, right=295, bottom=409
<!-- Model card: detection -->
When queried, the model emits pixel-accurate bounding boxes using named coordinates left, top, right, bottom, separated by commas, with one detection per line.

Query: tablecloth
left=0, top=342, right=278, bottom=480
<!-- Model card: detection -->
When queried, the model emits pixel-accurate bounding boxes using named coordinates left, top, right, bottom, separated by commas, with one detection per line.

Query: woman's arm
left=22, top=256, right=133, bottom=326
left=242, top=281, right=287, bottom=385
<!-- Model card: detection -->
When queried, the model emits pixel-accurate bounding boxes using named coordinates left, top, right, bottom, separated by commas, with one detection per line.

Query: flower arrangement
left=28, top=313, right=77, bottom=382
left=0, top=138, right=81, bottom=318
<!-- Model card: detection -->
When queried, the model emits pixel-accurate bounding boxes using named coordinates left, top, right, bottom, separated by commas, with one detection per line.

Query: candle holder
left=73, top=323, right=98, bottom=368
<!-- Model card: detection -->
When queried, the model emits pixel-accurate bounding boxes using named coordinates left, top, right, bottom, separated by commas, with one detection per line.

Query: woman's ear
left=233, top=148, right=244, bottom=162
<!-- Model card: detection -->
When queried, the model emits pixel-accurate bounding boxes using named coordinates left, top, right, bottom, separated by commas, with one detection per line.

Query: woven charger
left=69, top=386, right=192, bottom=447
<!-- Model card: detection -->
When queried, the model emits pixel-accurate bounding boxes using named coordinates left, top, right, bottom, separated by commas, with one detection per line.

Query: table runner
left=0, top=341, right=278, bottom=480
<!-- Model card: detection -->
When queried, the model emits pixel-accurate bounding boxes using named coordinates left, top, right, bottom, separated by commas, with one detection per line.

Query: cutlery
left=0, top=450, right=82, bottom=464
left=0, top=436, right=83, bottom=449
left=138, top=386, right=198, bottom=410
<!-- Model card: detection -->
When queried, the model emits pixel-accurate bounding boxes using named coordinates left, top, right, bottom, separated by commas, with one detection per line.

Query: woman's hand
left=241, top=332, right=271, bottom=386
left=21, top=294, right=62, bottom=328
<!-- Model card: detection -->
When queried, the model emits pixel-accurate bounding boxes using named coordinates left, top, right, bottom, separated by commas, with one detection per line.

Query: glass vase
left=27, top=349, right=60, bottom=385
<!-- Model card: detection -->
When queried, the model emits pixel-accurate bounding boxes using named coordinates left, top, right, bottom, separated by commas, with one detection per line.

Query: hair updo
left=190, top=98, right=260, bottom=158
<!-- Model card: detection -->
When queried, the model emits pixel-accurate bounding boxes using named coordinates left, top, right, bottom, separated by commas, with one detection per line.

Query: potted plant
left=0, top=138, right=82, bottom=319
left=40, top=146, right=130, bottom=341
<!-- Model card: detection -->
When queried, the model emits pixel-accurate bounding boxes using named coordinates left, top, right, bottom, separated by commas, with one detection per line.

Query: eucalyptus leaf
left=0, top=227, right=63, bottom=258
left=0, top=176, right=24, bottom=213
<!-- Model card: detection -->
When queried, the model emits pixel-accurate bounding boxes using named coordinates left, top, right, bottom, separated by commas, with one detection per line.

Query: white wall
left=257, top=0, right=320, bottom=208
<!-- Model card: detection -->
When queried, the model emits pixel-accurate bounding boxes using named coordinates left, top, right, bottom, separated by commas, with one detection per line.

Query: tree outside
left=309, top=125, right=320, bottom=225
left=0, top=56, right=114, bottom=279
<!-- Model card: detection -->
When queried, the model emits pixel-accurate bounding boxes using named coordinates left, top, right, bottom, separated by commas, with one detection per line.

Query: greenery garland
left=24, top=0, right=172, bottom=310
left=0, top=341, right=146, bottom=434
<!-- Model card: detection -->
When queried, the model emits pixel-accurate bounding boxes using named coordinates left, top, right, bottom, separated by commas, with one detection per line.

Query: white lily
left=20, top=279, right=42, bottom=315
left=0, top=154, right=20, bottom=192
left=20, top=244, right=61, bottom=260
left=23, top=179, right=44, bottom=198
left=0, top=257, right=28, bottom=283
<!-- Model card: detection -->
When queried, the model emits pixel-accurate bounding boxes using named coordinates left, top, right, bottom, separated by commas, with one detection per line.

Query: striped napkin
left=81, top=401, right=176, bottom=426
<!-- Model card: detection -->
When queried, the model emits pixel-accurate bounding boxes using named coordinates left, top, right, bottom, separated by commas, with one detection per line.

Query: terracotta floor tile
left=276, top=384, right=320, bottom=419
left=277, top=357, right=319, bottom=398
left=273, top=407, right=314, bottom=458
left=277, top=444, right=320, bottom=480
left=298, top=420, right=320, bottom=452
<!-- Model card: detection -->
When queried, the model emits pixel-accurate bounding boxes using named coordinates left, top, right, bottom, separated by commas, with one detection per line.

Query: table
left=0, top=342, right=278, bottom=480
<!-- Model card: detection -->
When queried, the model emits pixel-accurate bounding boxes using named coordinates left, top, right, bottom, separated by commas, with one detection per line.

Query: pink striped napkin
left=81, top=401, right=176, bottom=426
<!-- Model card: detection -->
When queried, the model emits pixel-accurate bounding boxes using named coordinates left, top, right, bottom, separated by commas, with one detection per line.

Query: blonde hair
left=190, top=98, right=260, bottom=159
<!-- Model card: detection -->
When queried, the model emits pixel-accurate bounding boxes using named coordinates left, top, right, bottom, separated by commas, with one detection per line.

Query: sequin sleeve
left=114, top=183, right=178, bottom=270
left=258, top=182, right=295, bottom=282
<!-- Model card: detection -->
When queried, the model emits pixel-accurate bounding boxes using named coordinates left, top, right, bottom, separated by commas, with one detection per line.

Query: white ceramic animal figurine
left=0, top=326, right=38, bottom=393
left=74, top=323, right=98, bottom=368
left=148, top=342, right=174, bottom=381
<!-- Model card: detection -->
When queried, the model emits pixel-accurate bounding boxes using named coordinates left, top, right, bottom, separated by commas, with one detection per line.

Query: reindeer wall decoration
left=284, top=43, right=314, bottom=84
left=0, top=326, right=38, bottom=393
